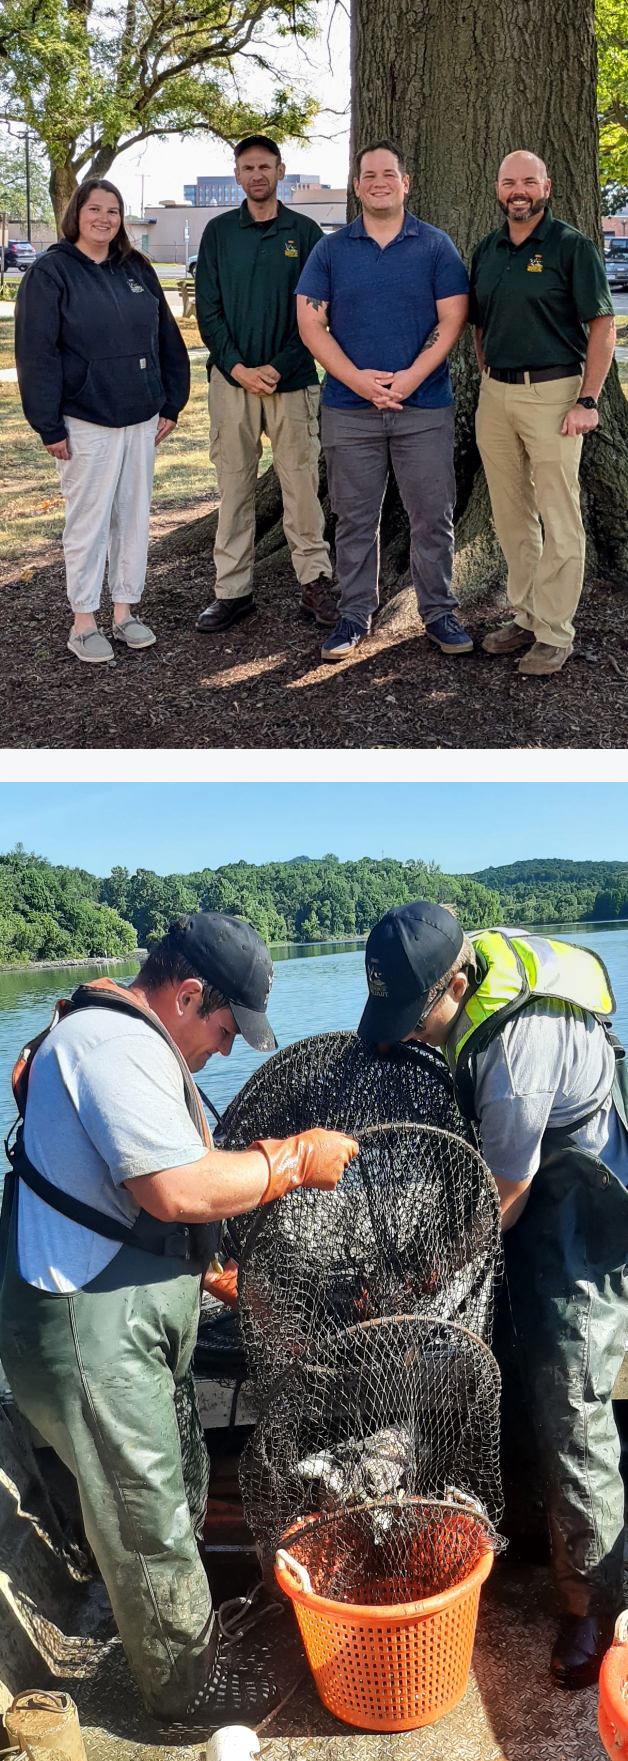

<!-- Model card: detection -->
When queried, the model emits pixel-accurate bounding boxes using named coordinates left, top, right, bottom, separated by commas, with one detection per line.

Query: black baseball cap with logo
left=168, top=913, right=277, bottom=1051
left=357, top=901, right=464, bottom=1045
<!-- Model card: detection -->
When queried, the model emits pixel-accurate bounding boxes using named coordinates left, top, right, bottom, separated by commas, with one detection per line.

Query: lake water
left=1, top=923, right=628, bottom=1153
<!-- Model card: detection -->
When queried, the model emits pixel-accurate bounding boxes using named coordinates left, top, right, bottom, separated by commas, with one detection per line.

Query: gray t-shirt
left=470, top=1001, right=628, bottom=1187
left=19, top=1007, right=207, bottom=1293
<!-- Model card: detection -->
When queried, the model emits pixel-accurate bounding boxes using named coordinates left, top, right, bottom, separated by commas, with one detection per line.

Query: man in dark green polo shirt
left=194, top=135, right=335, bottom=635
left=470, top=150, right=615, bottom=675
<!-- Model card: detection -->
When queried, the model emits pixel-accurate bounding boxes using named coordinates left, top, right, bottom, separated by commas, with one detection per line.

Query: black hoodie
left=15, top=241, right=190, bottom=445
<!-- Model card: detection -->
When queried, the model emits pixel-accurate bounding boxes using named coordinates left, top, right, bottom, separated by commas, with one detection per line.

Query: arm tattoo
left=305, top=296, right=328, bottom=312
left=420, top=326, right=440, bottom=352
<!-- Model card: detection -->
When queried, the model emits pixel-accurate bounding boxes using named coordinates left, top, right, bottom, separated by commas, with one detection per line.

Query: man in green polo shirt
left=470, top=150, right=615, bottom=675
left=194, top=135, right=335, bottom=635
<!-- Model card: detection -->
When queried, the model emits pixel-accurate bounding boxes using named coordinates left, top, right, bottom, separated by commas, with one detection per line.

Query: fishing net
left=239, top=1313, right=503, bottom=1564
left=236, top=1123, right=501, bottom=1396
left=278, top=1498, right=497, bottom=1607
left=174, top=1368, right=210, bottom=1541
left=218, top=1033, right=474, bottom=1253
left=194, top=1306, right=247, bottom=1380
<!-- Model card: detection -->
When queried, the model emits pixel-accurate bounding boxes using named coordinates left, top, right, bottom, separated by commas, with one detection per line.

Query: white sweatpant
left=56, top=414, right=158, bottom=613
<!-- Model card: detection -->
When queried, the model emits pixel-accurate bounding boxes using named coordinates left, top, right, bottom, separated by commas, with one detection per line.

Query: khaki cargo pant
left=475, top=371, right=585, bottom=647
left=209, top=368, right=332, bottom=599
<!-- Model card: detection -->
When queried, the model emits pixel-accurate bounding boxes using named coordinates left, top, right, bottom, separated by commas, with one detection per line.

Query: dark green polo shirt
left=195, top=200, right=322, bottom=391
left=469, top=207, right=614, bottom=370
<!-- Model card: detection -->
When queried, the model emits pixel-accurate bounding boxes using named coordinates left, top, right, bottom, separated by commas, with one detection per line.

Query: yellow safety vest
left=446, top=929, right=616, bottom=1113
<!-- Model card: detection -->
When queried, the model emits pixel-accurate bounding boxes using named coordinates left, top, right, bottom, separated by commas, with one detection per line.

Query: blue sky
left=0, top=782, right=627, bottom=876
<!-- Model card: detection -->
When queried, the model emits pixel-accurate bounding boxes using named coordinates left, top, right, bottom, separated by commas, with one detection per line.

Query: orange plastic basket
left=598, top=1612, right=628, bottom=1755
left=274, top=1501, right=494, bottom=1731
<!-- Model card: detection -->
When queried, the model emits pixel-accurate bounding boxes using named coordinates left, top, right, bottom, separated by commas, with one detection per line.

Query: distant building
left=183, top=171, right=324, bottom=208
left=603, top=214, right=628, bottom=243
left=144, top=186, right=347, bottom=260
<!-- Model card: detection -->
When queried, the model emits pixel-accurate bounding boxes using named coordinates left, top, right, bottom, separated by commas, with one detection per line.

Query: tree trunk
left=350, top=0, right=628, bottom=596
left=49, top=162, right=79, bottom=236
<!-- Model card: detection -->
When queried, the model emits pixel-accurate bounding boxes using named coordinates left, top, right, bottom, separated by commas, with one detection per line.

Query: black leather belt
left=486, top=364, right=582, bottom=384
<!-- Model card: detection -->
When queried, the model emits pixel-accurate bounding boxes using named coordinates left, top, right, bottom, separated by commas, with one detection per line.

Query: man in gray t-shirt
left=357, top=902, right=628, bottom=1695
left=0, top=913, right=357, bottom=1729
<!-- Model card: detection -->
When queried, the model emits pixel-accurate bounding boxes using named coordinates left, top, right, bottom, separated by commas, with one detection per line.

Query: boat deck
left=0, top=1397, right=601, bottom=1761
left=40, top=1561, right=603, bottom=1761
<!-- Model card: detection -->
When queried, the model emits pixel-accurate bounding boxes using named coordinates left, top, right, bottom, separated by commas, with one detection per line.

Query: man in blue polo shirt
left=296, top=140, right=471, bottom=661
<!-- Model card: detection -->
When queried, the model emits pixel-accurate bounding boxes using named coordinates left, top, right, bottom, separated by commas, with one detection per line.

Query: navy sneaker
left=425, top=613, right=474, bottom=654
left=321, top=617, right=369, bottom=662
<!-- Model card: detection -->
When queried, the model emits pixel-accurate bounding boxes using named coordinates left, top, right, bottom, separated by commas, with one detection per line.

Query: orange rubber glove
left=202, top=1258, right=239, bottom=1309
left=250, top=1129, right=359, bottom=1204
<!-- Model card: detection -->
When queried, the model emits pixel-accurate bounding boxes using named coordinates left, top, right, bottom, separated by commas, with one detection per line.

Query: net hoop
left=276, top=1497, right=496, bottom=1618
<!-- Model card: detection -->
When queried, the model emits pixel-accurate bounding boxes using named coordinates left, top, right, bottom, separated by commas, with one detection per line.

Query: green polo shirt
left=195, top=200, right=322, bottom=391
left=469, top=207, right=614, bottom=371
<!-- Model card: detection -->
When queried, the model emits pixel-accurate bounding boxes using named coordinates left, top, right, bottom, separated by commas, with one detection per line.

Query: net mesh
left=236, top=1123, right=501, bottom=1397
left=219, top=1033, right=474, bottom=1206
left=216, top=1031, right=504, bottom=1604
left=278, top=1499, right=496, bottom=1606
left=240, top=1314, right=503, bottom=1566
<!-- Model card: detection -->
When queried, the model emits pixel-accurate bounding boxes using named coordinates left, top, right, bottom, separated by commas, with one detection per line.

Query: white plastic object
left=205, top=1726, right=260, bottom=1761
left=275, top=1548, right=312, bottom=1594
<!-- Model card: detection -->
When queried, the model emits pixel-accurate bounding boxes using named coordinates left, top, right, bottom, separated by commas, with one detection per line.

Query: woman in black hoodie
left=15, top=179, right=190, bottom=664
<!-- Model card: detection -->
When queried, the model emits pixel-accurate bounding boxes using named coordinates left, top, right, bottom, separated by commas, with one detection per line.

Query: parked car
left=186, top=254, right=197, bottom=277
left=605, top=238, right=628, bottom=291
left=1, top=240, right=37, bottom=273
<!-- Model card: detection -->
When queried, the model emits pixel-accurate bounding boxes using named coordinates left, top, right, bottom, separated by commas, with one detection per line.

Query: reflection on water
left=0, top=943, right=370, bottom=1147
left=0, top=924, right=627, bottom=1149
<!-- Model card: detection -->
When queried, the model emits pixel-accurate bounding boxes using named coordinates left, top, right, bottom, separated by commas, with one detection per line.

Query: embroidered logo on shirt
left=367, top=960, right=388, bottom=998
left=284, top=241, right=299, bottom=258
left=128, top=280, right=145, bottom=292
left=527, top=255, right=543, bottom=273
left=139, top=358, right=147, bottom=368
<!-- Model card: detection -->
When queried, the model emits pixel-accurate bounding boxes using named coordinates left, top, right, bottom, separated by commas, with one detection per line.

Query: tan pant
left=208, top=369, right=332, bottom=598
left=475, top=371, right=585, bottom=647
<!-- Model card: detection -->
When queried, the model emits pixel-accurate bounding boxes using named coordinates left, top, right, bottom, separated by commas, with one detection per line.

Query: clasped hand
left=354, top=368, right=418, bottom=409
left=232, top=362, right=281, bottom=398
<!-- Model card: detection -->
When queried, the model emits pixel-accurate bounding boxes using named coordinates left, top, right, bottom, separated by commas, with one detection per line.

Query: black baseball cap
left=168, top=913, right=277, bottom=1052
left=357, top=902, right=464, bottom=1045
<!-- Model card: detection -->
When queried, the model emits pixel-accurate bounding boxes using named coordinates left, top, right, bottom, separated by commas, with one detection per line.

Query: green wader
left=0, top=1203, right=215, bottom=1719
left=495, top=1059, right=628, bottom=1619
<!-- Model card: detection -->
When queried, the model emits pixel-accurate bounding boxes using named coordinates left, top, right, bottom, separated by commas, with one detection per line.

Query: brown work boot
left=518, top=641, right=573, bottom=675
left=300, top=574, right=339, bottom=627
left=482, top=621, right=536, bottom=655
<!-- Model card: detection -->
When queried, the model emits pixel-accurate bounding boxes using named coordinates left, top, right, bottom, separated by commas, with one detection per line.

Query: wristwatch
left=576, top=395, right=598, bottom=410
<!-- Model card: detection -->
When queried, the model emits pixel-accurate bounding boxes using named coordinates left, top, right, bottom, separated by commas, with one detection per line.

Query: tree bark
left=349, top=0, right=628, bottom=594
left=49, top=162, right=79, bottom=236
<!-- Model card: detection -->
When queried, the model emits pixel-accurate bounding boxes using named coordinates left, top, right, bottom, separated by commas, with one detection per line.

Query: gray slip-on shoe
left=112, top=615, right=156, bottom=649
left=67, top=628, right=114, bottom=664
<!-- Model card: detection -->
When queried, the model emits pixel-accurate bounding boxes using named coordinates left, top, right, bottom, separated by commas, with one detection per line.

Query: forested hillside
left=0, top=848, right=137, bottom=964
left=472, top=859, right=628, bottom=926
left=2, top=847, right=628, bottom=967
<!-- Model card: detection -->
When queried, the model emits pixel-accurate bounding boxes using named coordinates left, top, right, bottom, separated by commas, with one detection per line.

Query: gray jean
left=321, top=402, right=458, bottom=628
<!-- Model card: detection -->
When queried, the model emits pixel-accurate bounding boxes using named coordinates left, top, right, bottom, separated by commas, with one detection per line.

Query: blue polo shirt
left=296, top=210, right=469, bottom=409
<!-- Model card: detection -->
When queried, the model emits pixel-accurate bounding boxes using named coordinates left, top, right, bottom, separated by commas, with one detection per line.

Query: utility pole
left=140, top=175, right=145, bottom=220
left=24, top=130, right=31, bottom=242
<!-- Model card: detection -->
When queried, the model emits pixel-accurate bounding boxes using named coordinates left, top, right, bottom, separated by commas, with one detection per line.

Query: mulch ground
left=2, top=497, right=627, bottom=749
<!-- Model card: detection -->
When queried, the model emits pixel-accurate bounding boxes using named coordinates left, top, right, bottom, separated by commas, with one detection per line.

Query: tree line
left=2, top=846, right=628, bottom=967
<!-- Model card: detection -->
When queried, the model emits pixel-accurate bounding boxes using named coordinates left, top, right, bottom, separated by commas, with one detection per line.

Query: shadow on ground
left=1, top=502, right=627, bottom=749
left=0, top=1402, right=601, bottom=1761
